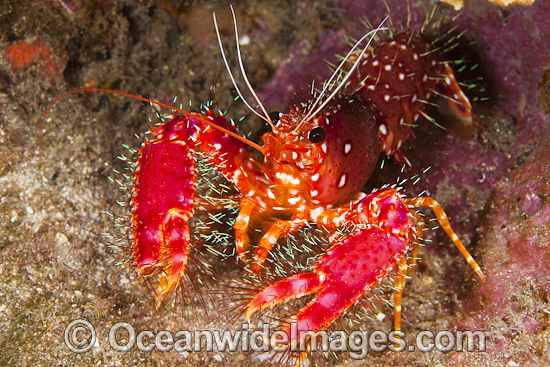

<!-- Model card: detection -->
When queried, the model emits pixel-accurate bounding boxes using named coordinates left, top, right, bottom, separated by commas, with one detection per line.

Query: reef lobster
left=41, top=6, right=485, bottom=365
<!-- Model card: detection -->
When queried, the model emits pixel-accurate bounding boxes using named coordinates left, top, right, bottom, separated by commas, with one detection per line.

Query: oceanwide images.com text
left=65, top=319, right=486, bottom=359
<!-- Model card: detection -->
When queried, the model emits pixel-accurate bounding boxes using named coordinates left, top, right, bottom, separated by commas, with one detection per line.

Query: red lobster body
left=127, top=25, right=482, bottom=314
left=41, top=14, right=485, bottom=366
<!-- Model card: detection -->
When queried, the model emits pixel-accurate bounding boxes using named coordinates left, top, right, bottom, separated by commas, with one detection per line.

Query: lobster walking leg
left=234, top=198, right=255, bottom=256
left=392, top=256, right=409, bottom=333
left=403, top=197, right=485, bottom=281
left=252, top=215, right=308, bottom=273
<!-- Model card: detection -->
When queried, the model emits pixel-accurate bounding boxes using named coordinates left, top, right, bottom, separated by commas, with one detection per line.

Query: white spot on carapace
left=399, top=117, right=404, bottom=126
left=311, top=207, right=324, bottom=221
left=384, top=64, right=391, bottom=71
left=368, top=85, right=375, bottom=90
left=411, top=94, right=417, bottom=103
left=423, top=74, right=428, bottom=82
left=311, top=190, right=319, bottom=197
left=414, top=114, right=419, bottom=122
left=338, top=174, right=347, bottom=188
left=292, top=151, right=298, bottom=160
left=267, top=189, right=275, bottom=199
left=384, top=94, right=390, bottom=102
left=413, top=53, right=418, bottom=61
left=311, top=173, right=320, bottom=182
left=344, top=143, right=352, bottom=155
left=445, top=76, right=452, bottom=85
left=379, top=124, right=387, bottom=135
left=398, top=73, right=405, bottom=80
left=276, top=172, right=301, bottom=185
left=432, top=59, right=437, bottom=66
left=321, top=142, right=327, bottom=153
left=288, top=197, right=300, bottom=205
left=373, top=60, right=379, bottom=67
left=384, top=84, right=390, bottom=89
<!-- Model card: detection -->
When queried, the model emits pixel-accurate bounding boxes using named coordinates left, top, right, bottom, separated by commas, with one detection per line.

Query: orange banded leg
left=392, top=240, right=421, bottom=334
left=252, top=217, right=308, bottom=273
left=234, top=198, right=255, bottom=258
left=407, top=242, right=420, bottom=275
left=155, top=209, right=192, bottom=307
left=403, top=196, right=485, bottom=281
left=392, top=256, right=409, bottom=333
left=407, top=211, right=425, bottom=273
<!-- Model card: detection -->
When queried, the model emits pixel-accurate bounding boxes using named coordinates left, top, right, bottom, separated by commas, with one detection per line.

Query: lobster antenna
left=39, top=88, right=266, bottom=156
left=296, top=19, right=388, bottom=131
left=213, top=9, right=275, bottom=130
left=229, top=5, right=275, bottom=130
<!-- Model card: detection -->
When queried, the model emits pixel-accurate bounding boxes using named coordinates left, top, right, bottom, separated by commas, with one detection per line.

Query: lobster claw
left=154, top=209, right=192, bottom=307
left=132, top=116, right=198, bottom=307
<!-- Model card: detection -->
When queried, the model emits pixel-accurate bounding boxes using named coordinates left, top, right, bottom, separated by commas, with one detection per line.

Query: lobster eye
left=268, top=111, right=282, bottom=125
left=308, top=126, right=326, bottom=144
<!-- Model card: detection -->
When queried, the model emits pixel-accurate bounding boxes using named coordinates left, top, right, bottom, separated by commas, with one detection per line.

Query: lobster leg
left=234, top=198, right=255, bottom=256
left=252, top=215, right=308, bottom=273
left=403, top=196, right=485, bottom=281
left=392, top=256, right=409, bottom=333
left=406, top=211, right=425, bottom=273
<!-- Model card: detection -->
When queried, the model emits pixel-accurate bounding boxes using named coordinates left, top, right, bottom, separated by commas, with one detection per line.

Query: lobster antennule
left=39, top=87, right=267, bottom=156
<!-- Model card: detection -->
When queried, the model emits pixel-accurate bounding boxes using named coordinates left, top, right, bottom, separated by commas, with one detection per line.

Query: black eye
left=268, top=111, right=282, bottom=125
left=308, top=126, right=326, bottom=144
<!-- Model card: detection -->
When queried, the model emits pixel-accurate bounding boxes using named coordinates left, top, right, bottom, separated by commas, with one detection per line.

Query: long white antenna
left=296, top=19, right=388, bottom=131
left=212, top=7, right=275, bottom=129
left=229, top=5, right=275, bottom=129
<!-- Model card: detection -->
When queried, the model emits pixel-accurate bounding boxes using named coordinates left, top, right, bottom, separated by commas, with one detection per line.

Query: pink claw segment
left=156, top=211, right=191, bottom=302
left=245, top=273, right=321, bottom=322
left=293, top=227, right=409, bottom=332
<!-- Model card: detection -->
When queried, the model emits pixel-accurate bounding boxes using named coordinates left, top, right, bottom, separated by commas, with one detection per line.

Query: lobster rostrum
left=40, top=6, right=485, bottom=358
